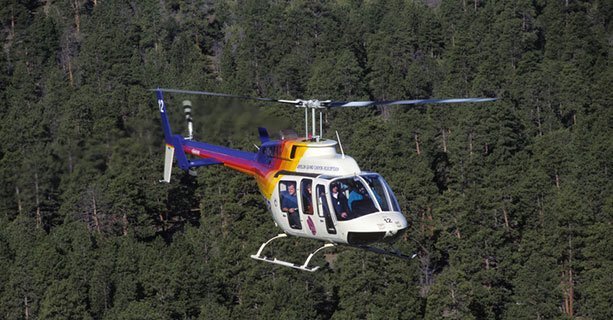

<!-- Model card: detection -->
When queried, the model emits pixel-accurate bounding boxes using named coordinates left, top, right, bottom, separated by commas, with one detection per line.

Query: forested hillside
left=1, top=0, right=611, bottom=319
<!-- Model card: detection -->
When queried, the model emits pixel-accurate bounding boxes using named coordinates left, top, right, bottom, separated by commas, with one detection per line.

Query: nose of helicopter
left=342, top=211, right=408, bottom=246
left=381, top=226, right=407, bottom=243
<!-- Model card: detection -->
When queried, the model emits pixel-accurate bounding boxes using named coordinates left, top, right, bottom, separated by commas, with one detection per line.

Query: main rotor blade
left=326, top=97, right=497, bottom=108
left=152, top=88, right=301, bottom=105
left=153, top=88, right=497, bottom=109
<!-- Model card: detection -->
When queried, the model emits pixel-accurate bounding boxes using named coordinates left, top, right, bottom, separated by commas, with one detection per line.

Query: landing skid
left=250, top=234, right=336, bottom=272
left=353, top=245, right=417, bottom=260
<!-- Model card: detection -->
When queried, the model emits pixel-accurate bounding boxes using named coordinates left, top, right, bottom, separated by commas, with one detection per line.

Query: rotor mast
left=290, top=99, right=329, bottom=141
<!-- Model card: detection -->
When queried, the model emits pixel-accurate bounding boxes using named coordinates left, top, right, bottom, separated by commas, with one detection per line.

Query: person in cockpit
left=331, top=183, right=349, bottom=220
left=348, top=184, right=366, bottom=212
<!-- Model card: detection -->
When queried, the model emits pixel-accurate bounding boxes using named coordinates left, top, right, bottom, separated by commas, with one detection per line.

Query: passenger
left=331, top=183, right=349, bottom=220
left=281, top=182, right=301, bottom=228
left=348, top=185, right=365, bottom=211
left=302, top=182, right=314, bottom=215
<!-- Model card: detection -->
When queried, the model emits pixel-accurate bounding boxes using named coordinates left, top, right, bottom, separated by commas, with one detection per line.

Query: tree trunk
left=24, top=296, right=29, bottom=320
left=419, top=251, right=433, bottom=297
left=454, top=217, right=461, bottom=239
left=562, top=232, right=575, bottom=317
left=67, top=60, right=74, bottom=87
left=34, top=173, right=42, bottom=229
left=68, top=152, right=74, bottom=173
left=122, top=213, right=128, bottom=236
left=414, top=133, right=421, bottom=155
left=72, top=1, right=81, bottom=33
left=536, top=105, right=543, bottom=136
left=468, top=132, right=474, bottom=156
left=502, top=207, right=510, bottom=230
left=10, top=14, right=15, bottom=38
left=441, top=128, right=448, bottom=153
left=92, top=193, right=101, bottom=234
left=15, top=186, right=22, bottom=215
left=537, top=195, right=544, bottom=227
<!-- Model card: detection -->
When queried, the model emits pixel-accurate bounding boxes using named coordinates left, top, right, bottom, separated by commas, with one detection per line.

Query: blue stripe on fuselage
left=183, top=140, right=257, bottom=162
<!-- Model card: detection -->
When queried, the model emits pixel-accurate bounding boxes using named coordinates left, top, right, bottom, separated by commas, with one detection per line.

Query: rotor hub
left=297, top=99, right=328, bottom=109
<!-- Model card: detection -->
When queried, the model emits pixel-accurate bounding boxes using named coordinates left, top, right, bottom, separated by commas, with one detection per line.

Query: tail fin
left=258, top=127, right=270, bottom=143
left=157, top=89, right=183, bottom=183
left=156, top=89, right=173, bottom=143
left=156, top=89, right=222, bottom=183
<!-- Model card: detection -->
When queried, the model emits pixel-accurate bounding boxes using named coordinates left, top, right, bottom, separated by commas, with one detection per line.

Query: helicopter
left=154, top=88, right=496, bottom=271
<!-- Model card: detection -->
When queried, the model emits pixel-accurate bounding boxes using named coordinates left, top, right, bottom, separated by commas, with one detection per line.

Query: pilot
left=281, top=182, right=301, bottom=228
left=331, top=183, right=349, bottom=220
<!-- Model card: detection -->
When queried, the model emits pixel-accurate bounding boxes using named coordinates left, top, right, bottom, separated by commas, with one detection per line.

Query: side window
left=300, top=179, right=314, bottom=215
left=316, top=184, right=336, bottom=234
left=316, top=185, right=326, bottom=218
left=279, top=180, right=301, bottom=229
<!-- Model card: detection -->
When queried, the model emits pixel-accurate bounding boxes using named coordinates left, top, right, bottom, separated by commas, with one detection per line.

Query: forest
left=0, top=0, right=611, bottom=319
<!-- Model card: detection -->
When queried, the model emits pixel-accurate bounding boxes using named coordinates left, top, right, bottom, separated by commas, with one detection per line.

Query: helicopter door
left=279, top=180, right=302, bottom=230
left=299, top=179, right=316, bottom=236
left=316, top=184, right=336, bottom=234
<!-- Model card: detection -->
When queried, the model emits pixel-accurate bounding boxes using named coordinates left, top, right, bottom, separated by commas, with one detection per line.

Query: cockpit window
left=330, top=177, right=377, bottom=220
left=329, top=174, right=401, bottom=221
left=362, top=174, right=388, bottom=211
left=362, top=174, right=401, bottom=212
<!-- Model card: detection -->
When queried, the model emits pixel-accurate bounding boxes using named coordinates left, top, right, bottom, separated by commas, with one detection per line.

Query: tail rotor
left=183, top=100, right=193, bottom=140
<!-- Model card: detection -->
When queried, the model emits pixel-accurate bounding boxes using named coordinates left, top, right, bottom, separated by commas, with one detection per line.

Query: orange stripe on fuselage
left=184, top=140, right=308, bottom=199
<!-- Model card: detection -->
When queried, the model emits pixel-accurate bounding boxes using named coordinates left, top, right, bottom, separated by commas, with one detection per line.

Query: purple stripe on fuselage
left=183, top=140, right=275, bottom=177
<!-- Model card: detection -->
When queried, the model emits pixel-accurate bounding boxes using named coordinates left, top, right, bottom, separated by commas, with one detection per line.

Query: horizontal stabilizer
left=162, top=145, right=175, bottom=183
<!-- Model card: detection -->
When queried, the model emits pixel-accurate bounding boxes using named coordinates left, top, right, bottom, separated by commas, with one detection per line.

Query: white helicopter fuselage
left=264, top=139, right=408, bottom=246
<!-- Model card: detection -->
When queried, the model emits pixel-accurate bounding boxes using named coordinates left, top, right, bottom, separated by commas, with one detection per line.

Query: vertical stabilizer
left=258, top=127, right=270, bottom=143
left=156, top=89, right=173, bottom=143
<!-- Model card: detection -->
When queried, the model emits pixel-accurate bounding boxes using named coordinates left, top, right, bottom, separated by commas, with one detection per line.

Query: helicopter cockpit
left=328, top=173, right=401, bottom=221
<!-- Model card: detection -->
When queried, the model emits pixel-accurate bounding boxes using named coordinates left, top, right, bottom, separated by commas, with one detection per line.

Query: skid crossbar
left=250, top=234, right=336, bottom=272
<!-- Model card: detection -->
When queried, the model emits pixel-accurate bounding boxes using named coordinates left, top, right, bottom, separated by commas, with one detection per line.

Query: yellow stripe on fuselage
left=256, top=140, right=308, bottom=199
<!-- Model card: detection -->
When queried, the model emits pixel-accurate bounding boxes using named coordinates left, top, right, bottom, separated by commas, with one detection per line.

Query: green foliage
left=0, top=1, right=611, bottom=319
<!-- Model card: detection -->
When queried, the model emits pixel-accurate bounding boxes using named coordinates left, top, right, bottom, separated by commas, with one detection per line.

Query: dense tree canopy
left=1, top=0, right=611, bottom=319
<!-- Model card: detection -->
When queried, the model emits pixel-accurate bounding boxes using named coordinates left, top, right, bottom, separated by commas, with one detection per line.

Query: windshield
left=361, top=174, right=401, bottom=212
left=329, top=174, right=400, bottom=221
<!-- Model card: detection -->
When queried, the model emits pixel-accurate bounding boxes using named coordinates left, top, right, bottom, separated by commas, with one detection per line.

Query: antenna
left=319, top=111, right=322, bottom=141
left=335, top=131, right=345, bottom=159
